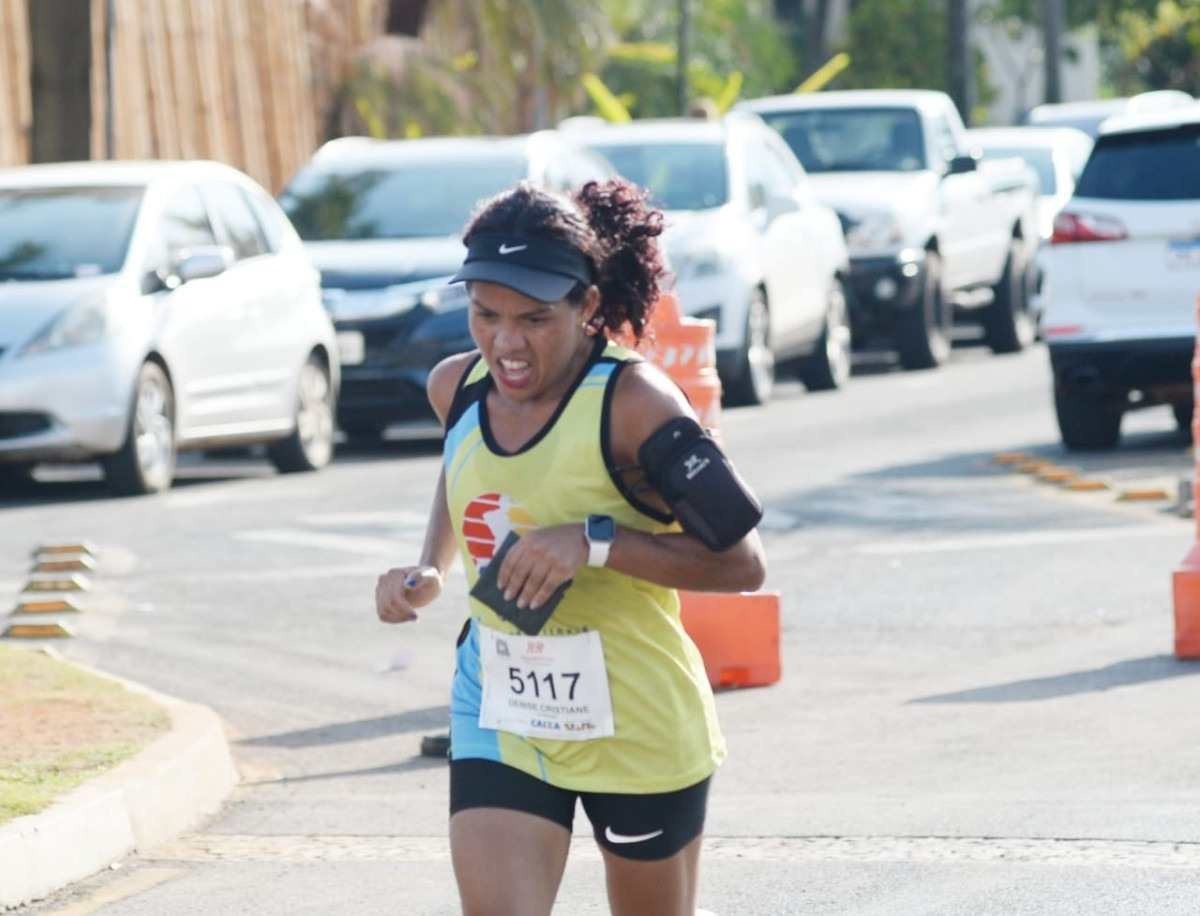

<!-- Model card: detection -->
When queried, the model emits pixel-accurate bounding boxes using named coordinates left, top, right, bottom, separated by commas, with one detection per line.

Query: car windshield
left=279, top=155, right=527, bottom=240
left=1075, top=124, right=1200, bottom=201
left=0, top=186, right=143, bottom=281
left=979, top=146, right=1056, bottom=194
left=762, top=108, right=927, bottom=173
left=588, top=142, right=728, bottom=210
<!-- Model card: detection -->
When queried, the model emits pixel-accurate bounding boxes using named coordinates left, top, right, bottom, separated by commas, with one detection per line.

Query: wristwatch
left=585, top=514, right=616, bottom=567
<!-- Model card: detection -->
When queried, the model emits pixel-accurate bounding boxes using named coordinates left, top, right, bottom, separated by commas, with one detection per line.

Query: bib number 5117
left=508, top=667, right=580, bottom=701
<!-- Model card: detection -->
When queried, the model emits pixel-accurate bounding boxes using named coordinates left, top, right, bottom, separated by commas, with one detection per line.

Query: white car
left=741, top=90, right=1040, bottom=366
left=966, top=127, right=1093, bottom=241
left=0, top=161, right=339, bottom=494
left=1040, top=104, right=1200, bottom=449
left=577, top=115, right=851, bottom=405
left=1025, top=91, right=1195, bottom=137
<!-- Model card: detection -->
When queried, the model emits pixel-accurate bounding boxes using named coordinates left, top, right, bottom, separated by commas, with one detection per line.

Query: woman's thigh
left=599, top=834, right=703, bottom=916
left=450, top=808, right=572, bottom=916
left=449, top=759, right=577, bottom=916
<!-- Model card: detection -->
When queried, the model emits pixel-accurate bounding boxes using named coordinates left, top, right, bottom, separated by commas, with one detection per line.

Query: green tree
left=836, top=0, right=949, bottom=91
left=340, top=0, right=613, bottom=138
left=596, top=0, right=797, bottom=119
left=1115, top=1, right=1200, bottom=95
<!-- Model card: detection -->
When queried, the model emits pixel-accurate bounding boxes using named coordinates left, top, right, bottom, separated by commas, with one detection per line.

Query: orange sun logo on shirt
left=462, top=493, right=536, bottom=569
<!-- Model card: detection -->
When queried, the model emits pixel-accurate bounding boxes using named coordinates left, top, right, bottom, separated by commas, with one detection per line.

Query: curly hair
left=462, top=179, right=666, bottom=340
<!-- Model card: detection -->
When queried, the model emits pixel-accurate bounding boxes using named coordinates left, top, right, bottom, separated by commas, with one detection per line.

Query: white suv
left=1040, top=104, right=1200, bottom=450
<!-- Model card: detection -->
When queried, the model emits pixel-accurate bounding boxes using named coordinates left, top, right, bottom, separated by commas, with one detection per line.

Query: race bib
left=478, top=624, right=614, bottom=741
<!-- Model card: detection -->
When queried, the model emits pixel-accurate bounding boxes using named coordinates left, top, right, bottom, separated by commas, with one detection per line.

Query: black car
left=278, top=132, right=615, bottom=440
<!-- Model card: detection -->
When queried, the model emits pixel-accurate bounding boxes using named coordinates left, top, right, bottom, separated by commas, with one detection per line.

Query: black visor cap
left=450, top=233, right=592, bottom=303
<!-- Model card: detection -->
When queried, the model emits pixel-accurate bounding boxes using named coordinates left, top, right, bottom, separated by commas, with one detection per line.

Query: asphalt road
left=8, top=341, right=1200, bottom=915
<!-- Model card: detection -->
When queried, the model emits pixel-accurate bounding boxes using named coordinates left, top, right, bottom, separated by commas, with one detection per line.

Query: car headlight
left=21, top=302, right=107, bottom=357
left=419, top=282, right=469, bottom=312
left=673, top=248, right=731, bottom=282
left=321, top=286, right=419, bottom=321
left=843, top=211, right=903, bottom=254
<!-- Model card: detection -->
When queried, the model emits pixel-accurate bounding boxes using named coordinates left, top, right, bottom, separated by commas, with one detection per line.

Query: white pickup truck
left=740, top=90, right=1040, bottom=369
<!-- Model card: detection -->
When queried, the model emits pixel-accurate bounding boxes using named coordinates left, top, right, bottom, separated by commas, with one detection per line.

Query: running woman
left=375, top=179, right=766, bottom=916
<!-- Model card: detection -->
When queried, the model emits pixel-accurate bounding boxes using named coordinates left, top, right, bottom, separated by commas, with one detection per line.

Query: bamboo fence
left=0, top=0, right=384, bottom=191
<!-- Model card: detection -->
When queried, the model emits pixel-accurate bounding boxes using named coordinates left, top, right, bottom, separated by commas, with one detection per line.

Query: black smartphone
left=469, top=532, right=572, bottom=635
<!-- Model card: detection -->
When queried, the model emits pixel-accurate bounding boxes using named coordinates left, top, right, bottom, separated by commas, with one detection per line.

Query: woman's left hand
left=497, top=524, right=589, bottom=610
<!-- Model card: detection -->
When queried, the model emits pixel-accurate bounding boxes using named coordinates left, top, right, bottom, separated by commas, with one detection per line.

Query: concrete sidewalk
left=0, top=662, right=237, bottom=911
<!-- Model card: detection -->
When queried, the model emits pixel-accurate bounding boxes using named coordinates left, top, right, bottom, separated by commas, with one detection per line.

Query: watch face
left=588, top=514, right=615, bottom=541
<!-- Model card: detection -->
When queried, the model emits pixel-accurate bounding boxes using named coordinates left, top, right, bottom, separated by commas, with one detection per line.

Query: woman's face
left=468, top=280, right=599, bottom=401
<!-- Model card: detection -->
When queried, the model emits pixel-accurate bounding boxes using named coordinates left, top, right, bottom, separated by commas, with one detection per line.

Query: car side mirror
left=174, top=246, right=233, bottom=284
left=748, top=183, right=768, bottom=211
left=766, top=192, right=800, bottom=219
left=947, top=154, right=978, bottom=175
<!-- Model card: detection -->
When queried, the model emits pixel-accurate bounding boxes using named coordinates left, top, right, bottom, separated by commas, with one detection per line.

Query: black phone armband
left=637, top=417, right=763, bottom=551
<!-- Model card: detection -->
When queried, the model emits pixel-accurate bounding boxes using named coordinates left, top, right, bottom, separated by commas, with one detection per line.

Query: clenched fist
left=376, top=565, right=443, bottom=624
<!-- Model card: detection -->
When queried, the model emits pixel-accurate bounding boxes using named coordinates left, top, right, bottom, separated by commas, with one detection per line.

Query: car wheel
left=1055, top=387, right=1123, bottom=451
left=798, top=277, right=852, bottom=392
left=724, top=289, right=774, bottom=407
left=268, top=355, right=335, bottom=473
left=103, top=361, right=176, bottom=496
left=984, top=239, right=1036, bottom=354
left=895, top=251, right=950, bottom=371
left=1173, top=399, right=1193, bottom=434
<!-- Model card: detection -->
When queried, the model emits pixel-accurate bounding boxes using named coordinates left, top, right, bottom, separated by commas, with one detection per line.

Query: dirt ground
left=0, top=645, right=169, bottom=822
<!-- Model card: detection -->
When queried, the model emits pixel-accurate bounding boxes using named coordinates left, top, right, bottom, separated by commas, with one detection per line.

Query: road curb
left=0, top=664, right=237, bottom=910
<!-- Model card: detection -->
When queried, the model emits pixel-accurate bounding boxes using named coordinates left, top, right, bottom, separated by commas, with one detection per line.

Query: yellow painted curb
left=1016, top=460, right=1050, bottom=474
left=12, top=597, right=84, bottom=615
left=31, top=555, right=97, bottom=574
left=2, top=620, right=75, bottom=638
left=1066, top=479, right=1109, bottom=492
left=993, top=452, right=1030, bottom=466
left=1037, top=468, right=1078, bottom=484
left=33, top=542, right=96, bottom=558
left=23, top=574, right=91, bottom=593
left=1117, top=488, right=1170, bottom=502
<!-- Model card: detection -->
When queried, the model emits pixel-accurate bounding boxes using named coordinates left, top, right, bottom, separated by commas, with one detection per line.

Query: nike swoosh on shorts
left=603, top=826, right=665, bottom=844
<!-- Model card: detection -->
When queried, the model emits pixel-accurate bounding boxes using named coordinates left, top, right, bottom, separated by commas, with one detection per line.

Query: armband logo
left=683, top=452, right=711, bottom=480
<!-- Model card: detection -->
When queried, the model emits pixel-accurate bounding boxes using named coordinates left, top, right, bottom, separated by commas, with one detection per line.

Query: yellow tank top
left=443, top=338, right=725, bottom=793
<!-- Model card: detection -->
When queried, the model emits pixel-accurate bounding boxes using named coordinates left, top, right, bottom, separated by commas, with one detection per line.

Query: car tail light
left=1051, top=211, right=1128, bottom=244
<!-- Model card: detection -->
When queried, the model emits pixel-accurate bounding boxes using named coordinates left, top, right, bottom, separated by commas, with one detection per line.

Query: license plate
left=337, top=331, right=365, bottom=366
left=1167, top=238, right=1200, bottom=269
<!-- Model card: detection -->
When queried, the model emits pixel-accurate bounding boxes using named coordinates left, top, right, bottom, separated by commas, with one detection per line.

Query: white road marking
left=233, top=528, right=419, bottom=557
left=297, top=511, right=429, bottom=529
left=855, top=524, right=1187, bottom=556
left=759, top=509, right=799, bottom=531
left=150, top=833, right=1200, bottom=868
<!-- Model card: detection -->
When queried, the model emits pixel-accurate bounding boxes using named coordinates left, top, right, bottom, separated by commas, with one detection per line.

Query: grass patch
left=0, top=645, right=169, bottom=824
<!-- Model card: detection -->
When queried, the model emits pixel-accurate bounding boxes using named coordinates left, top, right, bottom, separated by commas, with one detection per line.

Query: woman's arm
left=496, top=359, right=767, bottom=611
left=606, top=360, right=765, bottom=591
left=376, top=352, right=476, bottom=623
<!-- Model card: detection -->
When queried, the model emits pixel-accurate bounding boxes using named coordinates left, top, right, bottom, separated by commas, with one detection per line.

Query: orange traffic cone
left=641, top=292, right=782, bottom=688
left=1172, top=295, right=1200, bottom=658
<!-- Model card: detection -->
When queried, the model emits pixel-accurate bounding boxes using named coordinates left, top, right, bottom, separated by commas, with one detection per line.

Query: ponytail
left=463, top=178, right=667, bottom=341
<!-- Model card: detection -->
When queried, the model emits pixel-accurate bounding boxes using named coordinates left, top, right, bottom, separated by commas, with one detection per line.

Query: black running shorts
left=449, top=758, right=710, bottom=862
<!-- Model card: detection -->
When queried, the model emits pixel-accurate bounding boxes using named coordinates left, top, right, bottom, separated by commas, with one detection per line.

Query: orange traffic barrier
left=678, top=591, right=781, bottom=688
left=638, top=292, right=722, bottom=429
left=1173, top=296, right=1200, bottom=658
left=642, top=291, right=782, bottom=688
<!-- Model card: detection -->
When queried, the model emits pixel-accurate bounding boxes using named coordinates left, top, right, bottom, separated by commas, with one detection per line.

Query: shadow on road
left=270, top=755, right=446, bottom=784
left=240, top=705, right=450, bottom=749
left=909, top=655, right=1200, bottom=704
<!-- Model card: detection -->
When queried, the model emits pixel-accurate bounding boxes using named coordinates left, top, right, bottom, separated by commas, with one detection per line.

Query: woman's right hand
left=376, top=566, right=443, bottom=624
